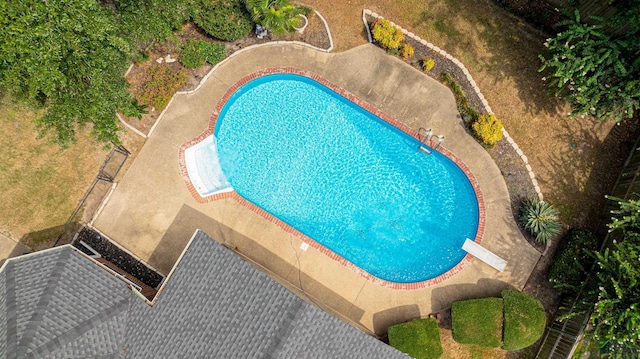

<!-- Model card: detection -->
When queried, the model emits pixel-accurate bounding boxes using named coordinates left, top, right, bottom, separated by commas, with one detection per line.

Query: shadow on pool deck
left=148, top=204, right=369, bottom=333
left=91, top=43, right=540, bottom=333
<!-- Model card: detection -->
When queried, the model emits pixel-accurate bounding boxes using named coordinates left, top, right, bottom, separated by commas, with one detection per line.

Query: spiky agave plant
left=520, top=198, right=561, bottom=244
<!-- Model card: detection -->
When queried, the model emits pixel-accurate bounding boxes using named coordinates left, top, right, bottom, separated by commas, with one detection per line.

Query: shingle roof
left=1, top=231, right=408, bottom=359
left=0, top=247, right=132, bottom=358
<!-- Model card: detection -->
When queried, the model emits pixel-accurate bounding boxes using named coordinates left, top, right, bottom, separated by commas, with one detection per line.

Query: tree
left=0, top=0, right=142, bottom=146
left=111, top=0, right=198, bottom=45
left=587, top=198, right=640, bottom=357
left=539, top=10, right=640, bottom=122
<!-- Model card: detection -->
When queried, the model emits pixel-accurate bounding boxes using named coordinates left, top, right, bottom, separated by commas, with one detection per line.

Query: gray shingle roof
left=1, top=231, right=408, bottom=359
left=1, top=247, right=132, bottom=358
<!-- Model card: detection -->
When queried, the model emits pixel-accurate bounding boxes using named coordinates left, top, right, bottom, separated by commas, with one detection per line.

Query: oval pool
left=212, top=73, right=479, bottom=283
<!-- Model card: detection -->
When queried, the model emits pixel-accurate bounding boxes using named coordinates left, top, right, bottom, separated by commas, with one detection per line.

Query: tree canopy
left=539, top=6, right=640, bottom=122
left=0, top=0, right=141, bottom=146
left=587, top=197, right=640, bottom=357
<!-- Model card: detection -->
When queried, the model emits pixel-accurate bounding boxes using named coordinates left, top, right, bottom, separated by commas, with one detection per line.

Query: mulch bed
left=74, top=227, right=164, bottom=288
left=121, top=14, right=331, bottom=135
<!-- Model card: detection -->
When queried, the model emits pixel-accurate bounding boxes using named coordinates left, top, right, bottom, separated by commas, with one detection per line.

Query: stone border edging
left=146, top=9, right=334, bottom=138
left=362, top=9, right=543, bottom=201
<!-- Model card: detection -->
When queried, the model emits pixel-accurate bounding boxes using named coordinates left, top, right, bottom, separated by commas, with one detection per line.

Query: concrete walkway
left=92, top=43, right=540, bottom=335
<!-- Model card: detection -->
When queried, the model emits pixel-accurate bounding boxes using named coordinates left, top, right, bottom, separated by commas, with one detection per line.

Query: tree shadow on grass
left=537, top=118, right=640, bottom=228
left=412, top=0, right=564, bottom=118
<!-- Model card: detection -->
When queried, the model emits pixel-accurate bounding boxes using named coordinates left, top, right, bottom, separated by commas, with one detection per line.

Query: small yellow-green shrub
left=472, top=113, right=504, bottom=147
left=371, top=19, right=404, bottom=51
left=400, top=44, right=414, bottom=59
left=423, top=58, right=435, bottom=72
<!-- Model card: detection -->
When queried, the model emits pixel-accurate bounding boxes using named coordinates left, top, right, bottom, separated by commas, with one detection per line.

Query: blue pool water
left=214, top=74, right=479, bottom=282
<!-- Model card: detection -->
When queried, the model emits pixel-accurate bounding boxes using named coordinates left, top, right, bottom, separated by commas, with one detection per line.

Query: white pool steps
left=462, top=238, right=507, bottom=272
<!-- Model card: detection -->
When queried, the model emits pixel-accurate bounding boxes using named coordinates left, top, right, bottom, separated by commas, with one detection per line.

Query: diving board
left=462, top=238, right=507, bottom=272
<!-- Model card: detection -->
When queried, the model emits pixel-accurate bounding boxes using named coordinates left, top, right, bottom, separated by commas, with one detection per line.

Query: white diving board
left=462, top=238, right=507, bottom=272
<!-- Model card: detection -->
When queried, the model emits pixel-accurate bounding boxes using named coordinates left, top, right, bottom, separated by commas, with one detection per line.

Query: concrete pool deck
left=92, top=43, right=540, bottom=335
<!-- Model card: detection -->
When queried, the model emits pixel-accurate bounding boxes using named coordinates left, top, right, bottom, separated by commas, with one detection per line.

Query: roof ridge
left=25, top=297, right=131, bottom=359
left=16, top=248, right=71, bottom=355
left=262, top=297, right=305, bottom=359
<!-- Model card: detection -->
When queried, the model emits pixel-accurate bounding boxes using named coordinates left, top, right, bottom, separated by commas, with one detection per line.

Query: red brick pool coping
left=178, top=67, right=486, bottom=290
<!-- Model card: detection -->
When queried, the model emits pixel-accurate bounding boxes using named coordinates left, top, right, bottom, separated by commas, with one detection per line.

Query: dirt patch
left=120, top=16, right=331, bottom=135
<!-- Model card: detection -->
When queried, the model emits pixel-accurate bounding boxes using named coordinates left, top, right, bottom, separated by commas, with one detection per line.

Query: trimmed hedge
left=388, top=318, right=443, bottom=359
left=502, top=290, right=546, bottom=350
left=452, top=298, right=503, bottom=348
left=548, top=229, right=598, bottom=294
left=194, top=0, right=253, bottom=41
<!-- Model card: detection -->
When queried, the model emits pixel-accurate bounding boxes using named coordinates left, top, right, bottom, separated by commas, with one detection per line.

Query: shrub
left=520, top=198, right=561, bottom=244
left=471, top=113, right=504, bottom=147
left=194, top=0, right=253, bottom=41
left=200, top=41, right=226, bottom=65
left=440, top=72, right=478, bottom=123
left=180, top=40, right=226, bottom=69
left=423, top=58, right=435, bottom=72
left=139, top=65, right=188, bottom=111
left=452, top=298, right=503, bottom=348
left=400, top=43, right=414, bottom=59
left=371, top=18, right=404, bottom=51
left=502, top=290, right=546, bottom=350
left=548, top=229, right=598, bottom=294
left=245, top=0, right=307, bottom=35
left=132, top=50, right=150, bottom=64
left=180, top=40, right=206, bottom=69
left=388, top=318, right=443, bottom=359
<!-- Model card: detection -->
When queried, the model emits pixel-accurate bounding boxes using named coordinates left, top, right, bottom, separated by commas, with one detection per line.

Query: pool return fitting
left=417, top=127, right=444, bottom=155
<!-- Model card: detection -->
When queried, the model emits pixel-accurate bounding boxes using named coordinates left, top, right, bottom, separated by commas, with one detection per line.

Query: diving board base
left=462, top=238, right=507, bottom=272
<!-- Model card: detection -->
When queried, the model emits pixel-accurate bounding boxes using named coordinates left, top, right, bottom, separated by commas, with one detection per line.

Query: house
left=0, top=230, right=408, bottom=358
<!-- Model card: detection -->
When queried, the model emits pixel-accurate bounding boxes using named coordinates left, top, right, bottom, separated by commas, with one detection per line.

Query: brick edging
left=362, top=9, right=543, bottom=201
left=179, top=67, right=486, bottom=290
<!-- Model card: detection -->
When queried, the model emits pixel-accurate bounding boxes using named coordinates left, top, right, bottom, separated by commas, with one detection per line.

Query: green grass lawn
left=389, top=318, right=443, bottom=359
left=0, top=98, right=108, bottom=250
left=452, top=297, right=504, bottom=348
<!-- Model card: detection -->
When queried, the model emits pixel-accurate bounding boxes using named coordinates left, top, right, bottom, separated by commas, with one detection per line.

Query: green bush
left=548, top=229, right=598, bottom=294
left=180, top=40, right=206, bottom=68
left=440, top=72, right=478, bottom=123
left=371, top=18, right=404, bottom=51
left=388, top=318, right=443, bottom=359
left=423, top=58, right=435, bottom=72
left=502, top=290, right=546, bottom=350
left=194, top=0, right=253, bottom=41
left=139, top=65, right=188, bottom=111
left=452, top=298, right=503, bottom=348
left=200, top=41, right=226, bottom=65
left=520, top=198, right=561, bottom=244
left=180, top=40, right=226, bottom=68
left=132, top=50, right=150, bottom=64
left=471, top=113, right=504, bottom=147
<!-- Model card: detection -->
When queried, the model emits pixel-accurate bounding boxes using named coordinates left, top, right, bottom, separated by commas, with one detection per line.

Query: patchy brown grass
left=303, top=0, right=632, bottom=228
left=0, top=98, right=109, bottom=249
left=440, top=328, right=505, bottom=359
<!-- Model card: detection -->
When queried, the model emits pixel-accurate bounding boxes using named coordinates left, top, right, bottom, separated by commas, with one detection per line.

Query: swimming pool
left=185, top=72, right=481, bottom=284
